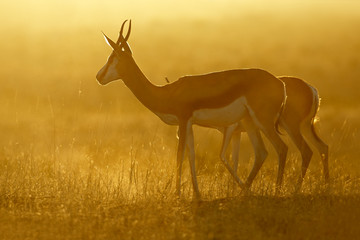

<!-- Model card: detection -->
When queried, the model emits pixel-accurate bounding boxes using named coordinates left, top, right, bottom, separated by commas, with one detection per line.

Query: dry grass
left=1, top=0, right=360, bottom=239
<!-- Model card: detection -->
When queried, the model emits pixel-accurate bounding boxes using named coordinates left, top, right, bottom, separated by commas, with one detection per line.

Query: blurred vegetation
left=0, top=0, right=360, bottom=239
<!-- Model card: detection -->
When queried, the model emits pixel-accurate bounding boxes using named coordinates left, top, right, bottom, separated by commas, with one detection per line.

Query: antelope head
left=96, top=20, right=133, bottom=85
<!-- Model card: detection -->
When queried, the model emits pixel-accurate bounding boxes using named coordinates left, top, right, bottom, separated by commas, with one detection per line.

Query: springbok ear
left=121, top=38, right=133, bottom=56
left=102, top=32, right=121, bottom=53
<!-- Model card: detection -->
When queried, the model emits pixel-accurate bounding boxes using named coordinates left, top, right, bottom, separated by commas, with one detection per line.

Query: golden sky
left=2, top=0, right=355, bottom=32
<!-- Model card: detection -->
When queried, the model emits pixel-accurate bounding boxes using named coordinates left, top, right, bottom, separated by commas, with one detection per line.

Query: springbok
left=96, top=20, right=288, bottom=199
left=222, top=77, right=329, bottom=190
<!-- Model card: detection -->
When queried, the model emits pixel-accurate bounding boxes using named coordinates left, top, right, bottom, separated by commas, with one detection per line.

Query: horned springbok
left=96, top=20, right=288, bottom=199
left=221, top=77, right=329, bottom=190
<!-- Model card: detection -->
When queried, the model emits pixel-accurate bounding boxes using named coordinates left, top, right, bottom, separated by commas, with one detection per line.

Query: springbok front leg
left=176, top=120, right=187, bottom=198
left=185, top=121, right=201, bottom=199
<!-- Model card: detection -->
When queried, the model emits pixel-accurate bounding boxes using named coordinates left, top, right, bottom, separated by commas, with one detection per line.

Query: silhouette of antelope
left=219, top=77, right=329, bottom=191
left=165, top=76, right=329, bottom=191
left=96, top=20, right=288, bottom=199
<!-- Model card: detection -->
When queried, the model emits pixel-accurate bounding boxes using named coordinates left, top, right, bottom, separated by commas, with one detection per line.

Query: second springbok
left=222, top=77, right=329, bottom=190
left=96, top=20, right=288, bottom=199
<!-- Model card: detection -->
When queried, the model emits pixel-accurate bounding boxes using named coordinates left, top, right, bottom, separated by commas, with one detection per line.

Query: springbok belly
left=155, top=112, right=179, bottom=125
left=155, top=97, right=248, bottom=127
left=192, top=96, right=247, bottom=128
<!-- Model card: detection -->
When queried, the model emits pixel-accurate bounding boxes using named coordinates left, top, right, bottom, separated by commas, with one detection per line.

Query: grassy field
left=1, top=0, right=360, bottom=239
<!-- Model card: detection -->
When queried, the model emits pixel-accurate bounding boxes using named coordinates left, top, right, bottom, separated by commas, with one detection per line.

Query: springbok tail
left=310, top=86, right=323, bottom=142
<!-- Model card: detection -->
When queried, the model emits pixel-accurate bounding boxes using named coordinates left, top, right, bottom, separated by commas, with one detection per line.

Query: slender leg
left=258, top=121, right=288, bottom=194
left=186, top=122, right=201, bottom=199
left=220, top=124, right=246, bottom=190
left=231, top=130, right=242, bottom=174
left=221, top=125, right=238, bottom=162
left=302, top=121, right=329, bottom=183
left=176, top=122, right=187, bottom=198
left=241, top=115, right=268, bottom=189
left=281, top=121, right=313, bottom=192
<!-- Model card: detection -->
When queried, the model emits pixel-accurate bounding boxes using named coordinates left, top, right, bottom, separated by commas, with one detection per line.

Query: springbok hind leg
left=220, top=125, right=246, bottom=190
left=241, top=115, right=268, bottom=190
left=260, top=122, right=288, bottom=194
left=302, top=120, right=329, bottom=183
left=281, top=121, right=313, bottom=192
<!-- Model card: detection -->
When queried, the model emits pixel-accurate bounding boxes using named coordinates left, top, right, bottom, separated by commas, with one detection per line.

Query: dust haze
left=1, top=0, right=360, bottom=239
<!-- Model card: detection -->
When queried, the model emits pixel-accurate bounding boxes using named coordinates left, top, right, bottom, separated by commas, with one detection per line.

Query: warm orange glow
left=1, top=0, right=360, bottom=239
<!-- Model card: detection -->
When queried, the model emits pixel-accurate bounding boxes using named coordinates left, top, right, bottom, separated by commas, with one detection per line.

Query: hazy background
left=1, top=0, right=360, bottom=177
left=1, top=1, right=360, bottom=239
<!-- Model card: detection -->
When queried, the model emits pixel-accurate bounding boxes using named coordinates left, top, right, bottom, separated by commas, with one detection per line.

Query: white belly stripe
left=155, top=96, right=249, bottom=128
left=192, top=96, right=248, bottom=128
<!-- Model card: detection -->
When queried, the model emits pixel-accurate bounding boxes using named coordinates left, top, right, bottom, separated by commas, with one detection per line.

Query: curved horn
left=124, top=19, right=131, bottom=41
left=116, top=20, right=128, bottom=45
